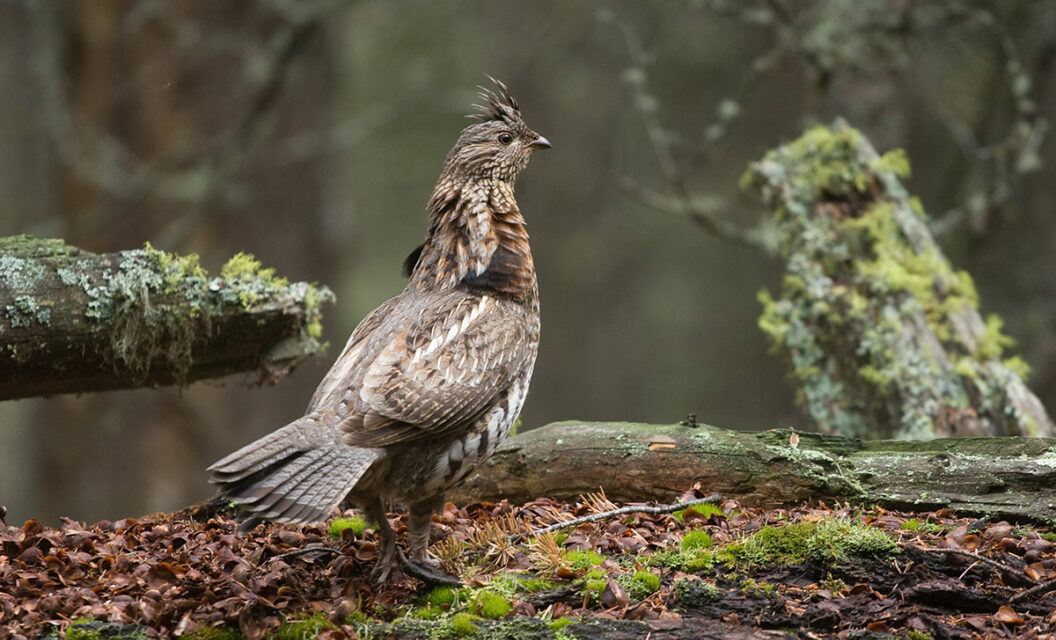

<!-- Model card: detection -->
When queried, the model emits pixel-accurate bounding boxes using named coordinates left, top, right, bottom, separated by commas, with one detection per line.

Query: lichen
left=219, top=251, right=289, bottom=308
left=744, top=123, right=1037, bottom=438
left=1, top=238, right=336, bottom=384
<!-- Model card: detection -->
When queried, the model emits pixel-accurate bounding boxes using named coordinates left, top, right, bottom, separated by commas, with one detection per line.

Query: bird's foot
left=397, top=548, right=460, bottom=586
left=369, top=533, right=398, bottom=585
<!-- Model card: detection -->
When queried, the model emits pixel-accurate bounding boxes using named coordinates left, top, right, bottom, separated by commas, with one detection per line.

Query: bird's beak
left=528, top=135, right=552, bottom=150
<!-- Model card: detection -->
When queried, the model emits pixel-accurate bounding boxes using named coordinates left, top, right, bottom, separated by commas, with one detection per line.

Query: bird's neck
left=411, top=177, right=537, bottom=303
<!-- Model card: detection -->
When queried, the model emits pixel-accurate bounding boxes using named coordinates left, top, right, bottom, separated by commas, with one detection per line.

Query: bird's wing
left=305, top=293, right=404, bottom=414
left=339, top=293, right=533, bottom=447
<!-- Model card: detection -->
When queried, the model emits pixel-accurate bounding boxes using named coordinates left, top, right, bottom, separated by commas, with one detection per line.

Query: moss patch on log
left=0, top=235, right=334, bottom=392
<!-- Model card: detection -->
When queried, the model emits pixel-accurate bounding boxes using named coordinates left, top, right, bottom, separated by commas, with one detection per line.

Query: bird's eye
left=498, top=133, right=513, bottom=145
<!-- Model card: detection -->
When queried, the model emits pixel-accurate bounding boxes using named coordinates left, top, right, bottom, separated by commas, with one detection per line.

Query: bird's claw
left=397, top=548, right=461, bottom=586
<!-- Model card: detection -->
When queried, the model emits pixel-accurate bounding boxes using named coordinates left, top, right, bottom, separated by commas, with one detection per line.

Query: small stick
left=518, top=494, right=723, bottom=539
left=271, top=544, right=341, bottom=562
left=914, top=547, right=1022, bottom=581
left=1010, top=577, right=1056, bottom=603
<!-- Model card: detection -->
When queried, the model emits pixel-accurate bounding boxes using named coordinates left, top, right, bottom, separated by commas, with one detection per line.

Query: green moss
left=672, top=503, right=723, bottom=522
left=619, top=569, right=660, bottom=600
left=906, top=631, right=933, bottom=640
left=680, top=530, right=713, bottom=552
left=673, top=577, right=720, bottom=606
left=449, top=612, right=478, bottom=635
left=427, top=586, right=458, bottom=608
left=548, top=617, right=574, bottom=632
left=565, top=549, right=604, bottom=571
left=181, top=626, right=244, bottom=640
left=721, top=522, right=815, bottom=567
left=739, top=578, right=776, bottom=597
left=65, top=620, right=149, bottom=640
left=274, top=613, right=337, bottom=640
left=720, top=518, right=896, bottom=569
left=474, top=592, right=512, bottom=620
left=900, top=519, right=945, bottom=534
left=329, top=517, right=366, bottom=539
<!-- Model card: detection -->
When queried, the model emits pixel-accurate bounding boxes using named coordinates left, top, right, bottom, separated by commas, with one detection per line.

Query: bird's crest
left=471, top=76, right=521, bottom=125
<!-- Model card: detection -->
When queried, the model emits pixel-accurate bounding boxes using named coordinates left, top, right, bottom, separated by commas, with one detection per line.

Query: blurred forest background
left=0, top=0, right=1054, bottom=526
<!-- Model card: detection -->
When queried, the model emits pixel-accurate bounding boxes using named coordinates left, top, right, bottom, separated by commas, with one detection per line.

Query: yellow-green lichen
left=744, top=124, right=1036, bottom=438
left=220, top=251, right=289, bottom=308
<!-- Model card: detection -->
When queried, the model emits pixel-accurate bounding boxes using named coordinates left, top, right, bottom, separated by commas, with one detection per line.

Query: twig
left=914, top=547, right=1023, bottom=582
left=604, top=13, right=770, bottom=254
left=271, top=544, right=341, bottom=562
left=1010, top=577, right=1056, bottom=603
left=517, top=494, right=723, bottom=540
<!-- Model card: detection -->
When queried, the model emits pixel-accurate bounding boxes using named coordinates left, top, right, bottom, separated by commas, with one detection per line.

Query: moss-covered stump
left=0, top=236, right=333, bottom=399
left=455, top=421, right=1056, bottom=522
left=741, top=122, right=1053, bottom=438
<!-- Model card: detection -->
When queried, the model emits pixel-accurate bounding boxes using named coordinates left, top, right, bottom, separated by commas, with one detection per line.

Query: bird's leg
left=362, top=497, right=396, bottom=584
left=407, top=496, right=443, bottom=567
left=398, top=495, right=460, bottom=585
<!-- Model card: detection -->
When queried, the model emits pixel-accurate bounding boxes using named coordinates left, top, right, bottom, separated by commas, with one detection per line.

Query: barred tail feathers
left=208, top=418, right=381, bottom=532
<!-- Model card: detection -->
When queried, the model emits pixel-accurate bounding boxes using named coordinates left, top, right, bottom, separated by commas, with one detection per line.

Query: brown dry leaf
left=601, top=577, right=629, bottom=610
left=994, top=605, right=1025, bottom=625
left=1026, top=562, right=1047, bottom=581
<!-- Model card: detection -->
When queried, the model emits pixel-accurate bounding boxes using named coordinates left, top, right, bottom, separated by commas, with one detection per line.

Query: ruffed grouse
left=208, top=79, right=547, bottom=584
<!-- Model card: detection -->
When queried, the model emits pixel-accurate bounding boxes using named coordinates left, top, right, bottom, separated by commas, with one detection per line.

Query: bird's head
left=441, top=78, right=550, bottom=184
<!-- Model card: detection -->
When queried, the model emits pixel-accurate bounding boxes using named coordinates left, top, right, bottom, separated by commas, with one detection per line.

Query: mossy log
left=0, top=236, right=333, bottom=400
left=454, top=421, right=1056, bottom=522
left=357, top=617, right=778, bottom=639
left=742, top=121, right=1053, bottom=439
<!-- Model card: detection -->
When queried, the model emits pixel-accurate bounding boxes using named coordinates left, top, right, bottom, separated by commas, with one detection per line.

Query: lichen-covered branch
left=0, top=235, right=334, bottom=400
left=454, top=421, right=1056, bottom=523
left=742, top=122, right=1054, bottom=438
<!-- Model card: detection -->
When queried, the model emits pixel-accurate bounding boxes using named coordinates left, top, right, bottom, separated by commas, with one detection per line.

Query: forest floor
left=2, top=487, right=1055, bottom=639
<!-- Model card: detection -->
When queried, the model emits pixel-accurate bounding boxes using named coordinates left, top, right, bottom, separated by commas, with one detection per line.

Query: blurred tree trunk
left=742, top=121, right=1054, bottom=439
left=16, top=0, right=338, bottom=523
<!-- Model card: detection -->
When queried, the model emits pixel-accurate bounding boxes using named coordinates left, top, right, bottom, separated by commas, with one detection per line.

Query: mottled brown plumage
left=208, top=79, right=548, bottom=583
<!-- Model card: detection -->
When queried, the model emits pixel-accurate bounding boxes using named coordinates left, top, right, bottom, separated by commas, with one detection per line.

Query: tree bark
left=454, top=421, right=1056, bottom=522
left=743, top=121, right=1054, bottom=439
left=0, top=235, right=333, bottom=400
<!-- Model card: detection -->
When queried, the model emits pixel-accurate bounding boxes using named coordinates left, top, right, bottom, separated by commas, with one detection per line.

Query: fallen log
left=0, top=235, right=333, bottom=400
left=454, top=421, right=1056, bottom=522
